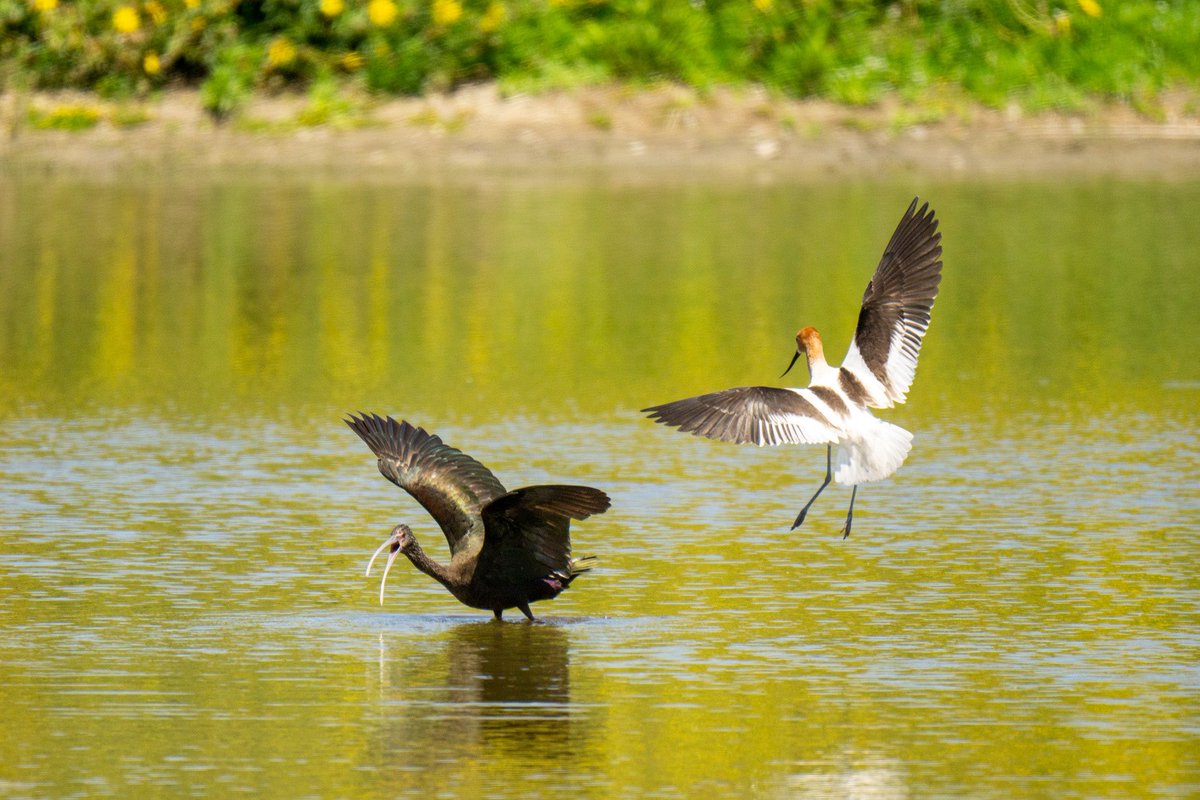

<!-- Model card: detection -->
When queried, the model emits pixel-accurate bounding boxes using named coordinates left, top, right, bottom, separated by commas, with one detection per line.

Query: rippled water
left=1, top=175, right=1197, bottom=798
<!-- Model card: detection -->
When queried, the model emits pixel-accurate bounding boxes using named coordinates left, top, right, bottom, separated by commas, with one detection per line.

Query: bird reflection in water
left=371, top=621, right=587, bottom=779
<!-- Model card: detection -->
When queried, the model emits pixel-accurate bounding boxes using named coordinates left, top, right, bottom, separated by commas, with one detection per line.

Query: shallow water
left=1, top=174, right=1198, bottom=798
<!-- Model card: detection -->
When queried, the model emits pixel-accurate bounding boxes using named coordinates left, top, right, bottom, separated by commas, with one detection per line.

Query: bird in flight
left=346, top=413, right=610, bottom=620
left=642, top=197, right=943, bottom=538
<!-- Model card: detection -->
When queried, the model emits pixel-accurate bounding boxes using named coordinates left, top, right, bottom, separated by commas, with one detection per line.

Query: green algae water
left=1, top=174, right=1197, bottom=798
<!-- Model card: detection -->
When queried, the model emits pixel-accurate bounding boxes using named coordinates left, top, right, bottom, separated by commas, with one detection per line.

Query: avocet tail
left=833, top=419, right=913, bottom=485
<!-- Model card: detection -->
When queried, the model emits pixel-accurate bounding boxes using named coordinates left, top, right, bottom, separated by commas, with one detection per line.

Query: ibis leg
left=493, top=609, right=504, bottom=621
left=791, top=445, right=833, bottom=530
left=840, top=485, right=858, bottom=539
left=517, top=602, right=535, bottom=622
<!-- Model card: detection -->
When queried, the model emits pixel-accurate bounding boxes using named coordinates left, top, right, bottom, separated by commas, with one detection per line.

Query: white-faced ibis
left=346, top=413, right=610, bottom=621
left=643, top=197, right=943, bottom=538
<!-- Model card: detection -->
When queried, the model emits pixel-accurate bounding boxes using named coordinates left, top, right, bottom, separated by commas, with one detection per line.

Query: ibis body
left=346, top=414, right=609, bottom=620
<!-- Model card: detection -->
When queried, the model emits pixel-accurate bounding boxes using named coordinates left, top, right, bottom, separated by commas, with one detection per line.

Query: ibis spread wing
left=840, top=197, right=943, bottom=408
left=345, top=413, right=507, bottom=554
left=642, top=386, right=840, bottom=447
left=476, top=485, right=610, bottom=582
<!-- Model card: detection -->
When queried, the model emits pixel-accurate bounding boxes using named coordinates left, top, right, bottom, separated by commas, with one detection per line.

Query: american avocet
left=642, top=198, right=943, bottom=538
left=346, top=413, right=610, bottom=620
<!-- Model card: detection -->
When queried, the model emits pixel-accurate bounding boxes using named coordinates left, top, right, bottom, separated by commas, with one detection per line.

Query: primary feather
left=345, top=413, right=506, bottom=554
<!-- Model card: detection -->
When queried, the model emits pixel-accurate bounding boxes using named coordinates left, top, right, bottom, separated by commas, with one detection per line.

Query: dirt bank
left=2, top=84, right=1198, bottom=182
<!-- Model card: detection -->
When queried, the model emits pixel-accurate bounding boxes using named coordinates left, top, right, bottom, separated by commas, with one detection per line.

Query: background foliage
left=1, top=0, right=1198, bottom=113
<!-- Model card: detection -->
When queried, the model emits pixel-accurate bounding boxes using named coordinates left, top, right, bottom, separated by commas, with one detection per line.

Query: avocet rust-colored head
left=781, top=326, right=824, bottom=378
left=364, top=524, right=414, bottom=605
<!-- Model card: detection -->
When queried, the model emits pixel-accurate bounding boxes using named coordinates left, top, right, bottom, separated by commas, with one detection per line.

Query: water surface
left=1, top=174, right=1197, bottom=798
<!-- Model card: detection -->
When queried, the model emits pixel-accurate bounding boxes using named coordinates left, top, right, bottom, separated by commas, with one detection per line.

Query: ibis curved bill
left=364, top=535, right=402, bottom=605
left=642, top=197, right=944, bottom=538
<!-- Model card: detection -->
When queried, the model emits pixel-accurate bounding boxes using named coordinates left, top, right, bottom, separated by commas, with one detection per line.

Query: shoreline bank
left=3, top=84, right=1199, bottom=181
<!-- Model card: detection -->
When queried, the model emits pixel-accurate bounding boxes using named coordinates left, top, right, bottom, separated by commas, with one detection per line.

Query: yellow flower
left=143, top=52, right=161, bottom=75
left=34, top=0, right=58, bottom=11
left=1054, top=9, right=1071, bottom=34
left=185, top=0, right=200, bottom=8
left=1076, top=0, right=1102, bottom=17
left=480, top=1, right=504, bottom=32
left=432, top=0, right=462, bottom=25
left=367, top=0, right=397, bottom=26
left=112, top=5, right=140, bottom=33
left=752, top=0, right=772, bottom=11
left=340, top=51, right=364, bottom=71
left=145, top=0, right=167, bottom=24
left=267, top=37, right=297, bottom=68
left=320, top=0, right=344, bottom=17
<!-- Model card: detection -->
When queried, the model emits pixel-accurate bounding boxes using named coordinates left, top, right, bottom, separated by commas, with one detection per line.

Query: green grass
left=586, top=110, right=613, bottom=131
left=1, top=0, right=1197, bottom=118
left=110, top=104, right=153, bottom=127
left=26, top=104, right=102, bottom=131
left=296, top=75, right=376, bottom=128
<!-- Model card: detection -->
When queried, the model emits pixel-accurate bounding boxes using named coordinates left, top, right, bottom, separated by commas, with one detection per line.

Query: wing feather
left=477, top=485, right=610, bottom=581
left=345, top=413, right=507, bottom=554
left=642, top=386, right=840, bottom=447
left=840, top=197, right=943, bottom=408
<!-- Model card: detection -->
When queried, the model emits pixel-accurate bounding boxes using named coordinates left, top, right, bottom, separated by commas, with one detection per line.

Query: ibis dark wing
left=642, top=386, right=840, bottom=447
left=345, top=413, right=507, bottom=554
left=476, top=485, right=610, bottom=583
left=840, top=197, right=943, bottom=408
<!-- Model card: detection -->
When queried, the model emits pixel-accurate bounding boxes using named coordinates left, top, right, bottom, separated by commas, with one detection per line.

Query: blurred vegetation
left=0, top=0, right=1197, bottom=117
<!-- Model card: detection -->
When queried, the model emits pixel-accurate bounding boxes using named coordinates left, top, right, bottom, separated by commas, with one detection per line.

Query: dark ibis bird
left=643, top=197, right=943, bottom=538
left=346, top=413, right=609, bottom=621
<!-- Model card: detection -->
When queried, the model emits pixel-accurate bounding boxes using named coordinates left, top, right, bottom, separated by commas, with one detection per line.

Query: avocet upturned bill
left=642, top=197, right=943, bottom=538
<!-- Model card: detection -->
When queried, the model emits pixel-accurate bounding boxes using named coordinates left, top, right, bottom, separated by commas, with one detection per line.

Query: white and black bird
left=642, top=198, right=943, bottom=538
left=346, top=414, right=609, bottom=620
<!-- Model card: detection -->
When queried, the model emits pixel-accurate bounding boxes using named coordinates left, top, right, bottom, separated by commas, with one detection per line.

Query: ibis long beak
left=780, top=350, right=801, bottom=378
left=365, top=536, right=402, bottom=606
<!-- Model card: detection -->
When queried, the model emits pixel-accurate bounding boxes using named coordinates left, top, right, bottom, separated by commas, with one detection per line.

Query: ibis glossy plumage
left=346, top=413, right=609, bottom=620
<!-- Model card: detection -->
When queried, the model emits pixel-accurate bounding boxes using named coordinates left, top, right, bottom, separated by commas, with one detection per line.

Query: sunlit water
left=1, top=174, right=1197, bottom=798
